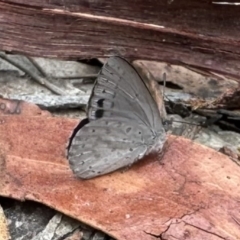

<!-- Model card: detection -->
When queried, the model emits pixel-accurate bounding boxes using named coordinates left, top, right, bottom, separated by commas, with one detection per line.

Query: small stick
left=56, top=74, right=98, bottom=80
left=0, top=52, right=65, bottom=95
left=27, top=57, right=48, bottom=78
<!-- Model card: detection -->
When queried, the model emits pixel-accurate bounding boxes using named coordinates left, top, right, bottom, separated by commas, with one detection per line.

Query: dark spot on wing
left=126, top=127, right=131, bottom=133
left=97, top=99, right=104, bottom=108
left=129, top=148, right=133, bottom=151
left=97, top=98, right=114, bottom=109
left=95, top=109, right=104, bottom=118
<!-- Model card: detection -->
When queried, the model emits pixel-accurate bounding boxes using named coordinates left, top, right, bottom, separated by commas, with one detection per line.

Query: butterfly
left=66, top=56, right=166, bottom=179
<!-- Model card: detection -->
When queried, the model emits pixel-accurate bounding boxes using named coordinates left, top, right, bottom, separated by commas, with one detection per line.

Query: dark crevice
left=2, top=1, right=44, bottom=10
left=183, top=221, right=227, bottom=240
left=158, top=81, right=183, bottom=90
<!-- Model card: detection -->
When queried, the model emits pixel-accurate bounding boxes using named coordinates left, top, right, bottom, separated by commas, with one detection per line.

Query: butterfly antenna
left=161, top=73, right=203, bottom=127
left=162, top=72, right=166, bottom=100
left=162, top=72, right=174, bottom=104
left=161, top=71, right=195, bottom=123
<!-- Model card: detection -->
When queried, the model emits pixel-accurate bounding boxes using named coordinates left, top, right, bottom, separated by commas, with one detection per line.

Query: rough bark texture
left=0, top=1, right=240, bottom=80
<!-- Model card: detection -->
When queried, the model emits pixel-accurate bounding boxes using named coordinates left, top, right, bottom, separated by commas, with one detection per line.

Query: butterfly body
left=67, top=57, right=166, bottom=179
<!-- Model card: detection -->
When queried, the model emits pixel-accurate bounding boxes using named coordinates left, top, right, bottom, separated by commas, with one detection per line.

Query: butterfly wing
left=68, top=117, right=153, bottom=179
left=67, top=57, right=166, bottom=179
left=87, top=57, right=164, bottom=133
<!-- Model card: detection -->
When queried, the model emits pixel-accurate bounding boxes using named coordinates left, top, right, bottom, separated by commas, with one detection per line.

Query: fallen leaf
left=135, top=61, right=238, bottom=99
left=0, top=98, right=239, bottom=240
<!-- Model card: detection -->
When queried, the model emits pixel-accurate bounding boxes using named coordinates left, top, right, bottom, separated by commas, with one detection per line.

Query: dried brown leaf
left=134, top=61, right=238, bottom=99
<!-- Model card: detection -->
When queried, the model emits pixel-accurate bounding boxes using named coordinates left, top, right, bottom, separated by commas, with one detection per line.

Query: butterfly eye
left=129, top=148, right=133, bottom=151
left=139, top=131, right=142, bottom=135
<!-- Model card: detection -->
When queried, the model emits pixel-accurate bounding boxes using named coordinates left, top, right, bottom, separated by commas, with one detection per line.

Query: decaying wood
left=0, top=98, right=240, bottom=240
left=1, top=1, right=240, bottom=80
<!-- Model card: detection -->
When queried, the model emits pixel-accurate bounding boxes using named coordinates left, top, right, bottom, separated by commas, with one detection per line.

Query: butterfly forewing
left=88, top=57, right=164, bottom=132
left=67, top=56, right=166, bottom=179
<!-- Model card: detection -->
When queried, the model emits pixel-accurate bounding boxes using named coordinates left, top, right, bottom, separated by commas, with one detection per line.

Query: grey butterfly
left=67, top=56, right=166, bottom=179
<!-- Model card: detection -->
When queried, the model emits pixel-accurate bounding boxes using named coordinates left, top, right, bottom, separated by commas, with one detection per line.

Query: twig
left=57, top=74, right=98, bottom=80
left=0, top=52, right=65, bottom=95
left=4, top=94, right=89, bottom=109
left=27, top=56, right=48, bottom=78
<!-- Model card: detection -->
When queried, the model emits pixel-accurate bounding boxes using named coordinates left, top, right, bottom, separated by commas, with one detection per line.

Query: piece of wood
left=0, top=98, right=239, bottom=240
left=0, top=1, right=240, bottom=79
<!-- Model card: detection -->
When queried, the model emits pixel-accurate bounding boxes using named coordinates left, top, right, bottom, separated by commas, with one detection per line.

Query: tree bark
left=0, top=0, right=240, bottom=79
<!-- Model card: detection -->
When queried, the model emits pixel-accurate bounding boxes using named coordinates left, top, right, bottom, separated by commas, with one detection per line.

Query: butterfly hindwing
left=68, top=118, right=150, bottom=179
